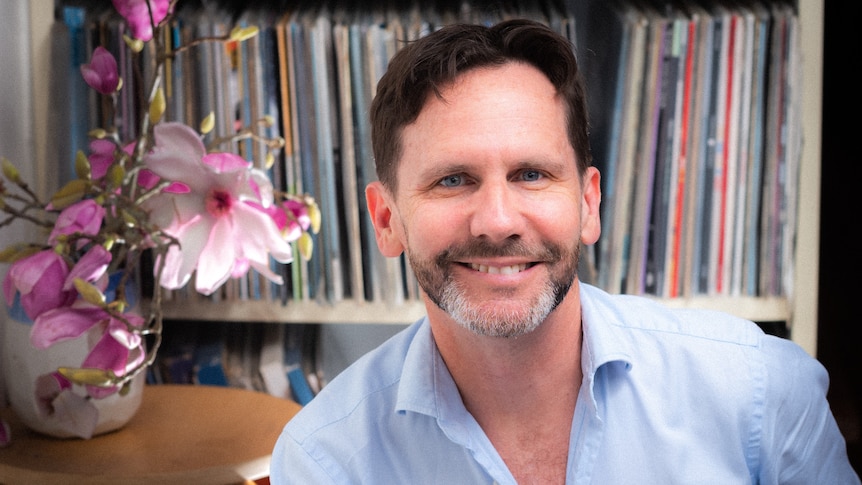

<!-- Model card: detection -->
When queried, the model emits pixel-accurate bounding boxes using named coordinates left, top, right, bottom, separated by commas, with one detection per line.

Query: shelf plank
left=158, top=295, right=790, bottom=325
left=159, top=298, right=428, bottom=325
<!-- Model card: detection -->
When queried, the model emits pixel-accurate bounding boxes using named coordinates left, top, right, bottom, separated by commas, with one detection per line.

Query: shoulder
left=579, top=283, right=766, bottom=349
left=281, top=319, right=423, bottom=441
left=578, top=283, right=817, bottom=393
left=271, top=318, right=443, bottom=482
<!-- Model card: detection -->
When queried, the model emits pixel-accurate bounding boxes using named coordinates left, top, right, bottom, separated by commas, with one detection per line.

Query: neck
left=431, top=302, right=583, bottom=415
left=426, top=283, right=583, bottom=484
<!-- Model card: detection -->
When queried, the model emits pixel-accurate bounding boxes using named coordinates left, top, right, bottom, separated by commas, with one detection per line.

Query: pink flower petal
left=4, top=250, right=75, bottom=320
left=82, top=315, right=145, bottom=399
left=111, top=0, right=172, bottom=42
left=64, top=245, right=112, bottom=291
left=155, top=216, right=211, bottom=289
left=202, top=151, right=251, bottom=173
left=80, top=46, right=119, bottom=95
left=88, top=139, right=116, bottom=179
left=48, top=199, right=106, bottom=249
left=30, top=304, right=106, bottom=349
left=48, top=389, right=99, bottom=439
left=234, top=204, right=294, bottom=263
left=194, top=217, right=237, bottom=294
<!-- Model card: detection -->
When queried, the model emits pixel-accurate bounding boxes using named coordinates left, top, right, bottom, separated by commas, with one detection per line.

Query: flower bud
left=73, top=278, right=107, bottom=306
left=298, top=232, right=314, bottom=261
left=307, top=199, right=321, bottom=234
left=123, top=34, right=144, bottom=53
left=75, top=150, right=92, bottom=180
left=58, top=367, right=116, bottom=387
left=229, top=25, right=259, bottom=42
left=49, top=179, right=88, bottom=210
left=149, top=87, right=166, bottom=123
left=109, top=163, right=126, bottom=188
left=81, top=46, right=120, bottom=95
left=200, top=112, right=215, bottom=134
left=1, top=158, right=21, bottom=184
left=0, top=243, right=38, bottom=263
left=88, top=128, right=108, bottom=139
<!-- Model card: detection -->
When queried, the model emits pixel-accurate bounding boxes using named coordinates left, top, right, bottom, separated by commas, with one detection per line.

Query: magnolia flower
left=80, top=314, right=146, bottom=398
left=48, top=199, right=106, bottom=249
left=28, top=245, right=111, bottom=346
left=249, top=198, right=310, bottom=241
left=111, top=0, right=172, bottom=42
left=32, top=302, right=146, bottom=397
left=143, top=122, right=293, bottom=294
left=35, top=373, right=99, bottom=439
left=80, top=46, right=119, bottom=95
left=281, top=199, right=313, bottom=239
left=3, top=250, right=76, bottom=321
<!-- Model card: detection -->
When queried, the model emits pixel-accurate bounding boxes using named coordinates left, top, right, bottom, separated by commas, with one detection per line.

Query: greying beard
left=440, top=278, right=560, bottom=337
left=409, top=239, right=579, bottom=338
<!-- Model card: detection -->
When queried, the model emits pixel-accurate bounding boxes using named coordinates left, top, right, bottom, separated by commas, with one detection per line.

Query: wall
left=0, top=1, right=37, bottom=406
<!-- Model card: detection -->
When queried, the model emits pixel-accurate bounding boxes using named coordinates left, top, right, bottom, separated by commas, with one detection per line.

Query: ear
left=365, top=181, right=406, bottom=257
left=579, top=166, right=602, bottom=246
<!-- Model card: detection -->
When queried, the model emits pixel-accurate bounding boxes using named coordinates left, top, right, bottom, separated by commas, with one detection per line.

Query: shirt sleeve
left=270, top=427, right=338, bottom=485
left=757, top=335, right=860, bottom=485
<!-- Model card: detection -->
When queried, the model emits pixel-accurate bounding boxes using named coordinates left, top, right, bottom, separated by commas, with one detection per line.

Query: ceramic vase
left=1, top=275, right=146, bottom=439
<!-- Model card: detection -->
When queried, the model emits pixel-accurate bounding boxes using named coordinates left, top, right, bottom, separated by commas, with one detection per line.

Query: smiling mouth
left=467, top=263, right=532, bottom=275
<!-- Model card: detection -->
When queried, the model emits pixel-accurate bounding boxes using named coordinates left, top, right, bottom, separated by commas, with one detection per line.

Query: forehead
left=398, top=63, right=573, bottom=174
left=422, top=63, right=560, bottom=124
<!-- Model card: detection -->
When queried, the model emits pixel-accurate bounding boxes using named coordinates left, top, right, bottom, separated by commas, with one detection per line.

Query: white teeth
left=469, top=263, right=528, bottom=274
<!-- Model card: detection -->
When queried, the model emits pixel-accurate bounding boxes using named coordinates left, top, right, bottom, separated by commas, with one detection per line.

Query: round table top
left=0, top=384, right=302, bottom=485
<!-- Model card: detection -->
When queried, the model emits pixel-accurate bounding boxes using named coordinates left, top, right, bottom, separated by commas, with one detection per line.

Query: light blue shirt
left=271, top=284, right=859, bottom=484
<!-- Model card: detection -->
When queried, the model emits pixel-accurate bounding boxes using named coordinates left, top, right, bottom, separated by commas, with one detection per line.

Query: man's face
left=368, top=62, right=601, bottom=337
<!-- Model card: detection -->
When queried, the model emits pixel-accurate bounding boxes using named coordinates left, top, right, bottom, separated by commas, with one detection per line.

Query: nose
left=468, top=181, right=522, bottom=242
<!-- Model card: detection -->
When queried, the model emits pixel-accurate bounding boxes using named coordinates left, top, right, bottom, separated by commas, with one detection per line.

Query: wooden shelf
left=158, top=295, right=791, bottom=326
left=160, top=298, right=426, bottom=325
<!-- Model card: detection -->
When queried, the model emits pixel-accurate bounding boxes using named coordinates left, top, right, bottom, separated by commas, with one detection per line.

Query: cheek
left=527, top=191, right=583, bottom=231
left=399, top=201, right=461, bottom=254
left=541, top=208, right=583, bottom=243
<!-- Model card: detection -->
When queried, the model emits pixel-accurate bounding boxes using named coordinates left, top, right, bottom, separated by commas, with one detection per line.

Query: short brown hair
left=370, top=18, right=592, bottom=192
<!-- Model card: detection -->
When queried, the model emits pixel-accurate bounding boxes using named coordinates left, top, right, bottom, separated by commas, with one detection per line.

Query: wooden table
left=0, top=384, right=302, bottom=484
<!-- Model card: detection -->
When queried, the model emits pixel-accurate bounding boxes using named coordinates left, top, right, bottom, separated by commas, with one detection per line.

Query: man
left=271, top=19, right=858, bottom=484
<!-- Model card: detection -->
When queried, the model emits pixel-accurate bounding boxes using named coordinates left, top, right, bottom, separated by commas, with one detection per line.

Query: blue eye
left=521, top=170, right=542, bottom=182
left=440, top=174, right=464, bottom=187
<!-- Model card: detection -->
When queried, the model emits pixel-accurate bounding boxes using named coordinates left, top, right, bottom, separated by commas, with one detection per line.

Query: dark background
left=818, top=0, right=860, bottom=472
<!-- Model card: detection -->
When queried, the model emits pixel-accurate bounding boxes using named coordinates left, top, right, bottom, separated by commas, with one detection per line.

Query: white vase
left=2, top=315, right=145, bottom=439
left=1, top=272, right=147, bottom=439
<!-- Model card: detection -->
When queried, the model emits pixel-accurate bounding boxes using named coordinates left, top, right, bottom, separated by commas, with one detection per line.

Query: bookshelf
left=20, top=0, right=822, bottom=356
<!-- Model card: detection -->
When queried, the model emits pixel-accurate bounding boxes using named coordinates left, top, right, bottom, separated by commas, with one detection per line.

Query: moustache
left=435, top=239, right=563, bottom=266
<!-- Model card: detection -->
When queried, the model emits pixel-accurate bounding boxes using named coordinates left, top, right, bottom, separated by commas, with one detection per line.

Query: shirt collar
left=579, top=283, right=636, bottom=378
left=394, top=284, right=638, bottom=419
left=395, top=317, right=459, bottom=419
